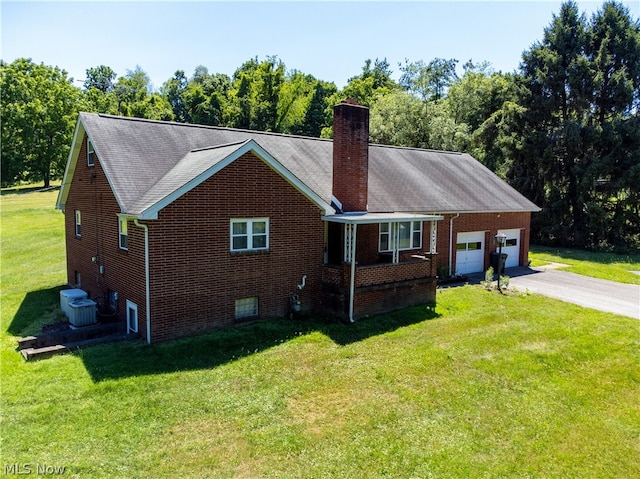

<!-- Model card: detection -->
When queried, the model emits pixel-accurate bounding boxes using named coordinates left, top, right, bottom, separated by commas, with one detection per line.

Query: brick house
left=56, top=101, right=539, bottom=343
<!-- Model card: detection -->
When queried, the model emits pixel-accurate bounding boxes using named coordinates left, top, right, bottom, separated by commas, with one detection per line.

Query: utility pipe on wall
left=448, top=213, right=460, bottom=277
left=134, top=219, right=151, bottom=344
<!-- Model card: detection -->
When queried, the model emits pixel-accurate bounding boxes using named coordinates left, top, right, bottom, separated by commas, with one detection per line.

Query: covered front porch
left=321, top=212, right=443, bottom=321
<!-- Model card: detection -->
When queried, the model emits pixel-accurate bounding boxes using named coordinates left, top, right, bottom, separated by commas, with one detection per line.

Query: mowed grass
left=529, top=245, right=640, bottom=285
left=2, top=189, right=639, bottom=478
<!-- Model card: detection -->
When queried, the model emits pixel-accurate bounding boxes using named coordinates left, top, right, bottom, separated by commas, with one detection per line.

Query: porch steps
left=17, top=322, right=128, bottom=361
left=19, top=333, right=128, bottom=361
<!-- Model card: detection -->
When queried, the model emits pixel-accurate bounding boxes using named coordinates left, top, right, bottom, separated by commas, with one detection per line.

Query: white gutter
left=448, top=213, right=460, bottom=276
left=348, top=223, right=357, bottom=323
left=134, top=219, right=151, bottom=344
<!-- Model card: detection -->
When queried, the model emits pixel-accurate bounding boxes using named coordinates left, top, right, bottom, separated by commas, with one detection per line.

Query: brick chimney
left=332, top=100, right=369, bottom=213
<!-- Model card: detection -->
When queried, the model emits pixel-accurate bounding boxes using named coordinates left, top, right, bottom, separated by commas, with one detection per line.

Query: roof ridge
left=189, top=140, right=249, bottom=153
left=90, top=113, right=462, bottom=155
left=369, top=142, right=463, bottom=155
left=93, top=112, right=332, bottom=143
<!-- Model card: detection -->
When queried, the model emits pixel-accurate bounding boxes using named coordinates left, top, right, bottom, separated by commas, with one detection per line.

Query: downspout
left=448, top=213, right=460, bottom=277
left=134, top=219, right=151, bottom=344
left=348, top=223, right=357, bottom=323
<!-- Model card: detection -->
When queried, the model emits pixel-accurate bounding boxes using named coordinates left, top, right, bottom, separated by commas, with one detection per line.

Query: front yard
left=2, top=189, right=639, bottom=478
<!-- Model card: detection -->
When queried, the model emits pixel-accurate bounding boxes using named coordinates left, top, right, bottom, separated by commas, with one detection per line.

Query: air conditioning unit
left=68, top=299, right=97, bottom=327
left=60, top=289, right=88, bottom=319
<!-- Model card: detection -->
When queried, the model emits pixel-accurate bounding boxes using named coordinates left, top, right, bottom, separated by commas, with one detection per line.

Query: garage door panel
left=498, top=229, right=520, bottom=268
left=456, top=232, right=485, bottom=274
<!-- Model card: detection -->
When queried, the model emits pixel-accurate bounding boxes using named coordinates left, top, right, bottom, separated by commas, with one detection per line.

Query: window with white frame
left=75, top=210, right=82, bottom=237
left=119, top=217, right=128, bottom=250
left=87, top=140, right=95, bottom=167
left=379, top=221, right=422, bottom=252
left=231, top=218, right=269, bottom=252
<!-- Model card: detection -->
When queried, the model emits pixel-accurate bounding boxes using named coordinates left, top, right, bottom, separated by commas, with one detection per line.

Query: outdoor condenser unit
left=68, top=299, right=97, bottom=327
left=60, top=289, right=88, bottom=319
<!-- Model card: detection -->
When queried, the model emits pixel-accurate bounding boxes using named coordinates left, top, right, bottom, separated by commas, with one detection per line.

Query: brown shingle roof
left=60, top=113, right=539, bottom=216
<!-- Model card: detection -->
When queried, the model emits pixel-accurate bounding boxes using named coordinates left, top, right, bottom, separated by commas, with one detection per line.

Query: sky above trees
left=3, top=1, right=637, bottom=90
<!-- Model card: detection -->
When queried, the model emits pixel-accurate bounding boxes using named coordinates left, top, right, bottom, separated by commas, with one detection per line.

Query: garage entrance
left=498, top=229, right=521, bottom=268
left=456, top=231, right=485, bottom=274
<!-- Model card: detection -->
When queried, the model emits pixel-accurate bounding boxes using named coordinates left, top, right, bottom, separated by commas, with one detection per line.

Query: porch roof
left=322, top=212, right=443, bottom=225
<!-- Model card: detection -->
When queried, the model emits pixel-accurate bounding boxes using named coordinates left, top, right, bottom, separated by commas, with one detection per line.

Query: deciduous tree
left=0, top=58, right=80, bottom=187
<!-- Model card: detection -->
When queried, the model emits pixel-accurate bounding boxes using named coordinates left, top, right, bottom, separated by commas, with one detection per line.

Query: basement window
left=235, top=297, right=258, bottom=320
left=230, top=218, right=269, bottom=252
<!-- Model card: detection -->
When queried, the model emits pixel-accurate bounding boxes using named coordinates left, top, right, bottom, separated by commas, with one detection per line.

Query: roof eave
left=323, top=212, right=444, bottom=224
left=56, top=119, right=85, bottom=211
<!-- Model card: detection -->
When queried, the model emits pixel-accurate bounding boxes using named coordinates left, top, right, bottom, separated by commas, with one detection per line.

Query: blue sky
left=2, top=1, right=638, bottom=90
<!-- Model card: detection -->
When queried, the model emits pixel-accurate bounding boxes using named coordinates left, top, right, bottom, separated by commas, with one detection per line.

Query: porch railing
left=322, top=254, right=436, bottom=289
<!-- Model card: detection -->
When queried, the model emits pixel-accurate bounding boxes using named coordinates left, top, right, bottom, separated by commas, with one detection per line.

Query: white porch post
left=430, top=220, right=437, bottom=254
left=348, top=223, right=357, bottom=323
left=392, top=222, right=400, bottom=264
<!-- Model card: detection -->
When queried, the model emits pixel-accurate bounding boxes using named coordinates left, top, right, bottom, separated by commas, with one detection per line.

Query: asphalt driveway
left=500, top=266, right=640, bottom=319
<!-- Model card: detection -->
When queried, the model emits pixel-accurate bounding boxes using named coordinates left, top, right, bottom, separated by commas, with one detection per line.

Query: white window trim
left=87, top=140, right=95, bottom=167
left=75, top=210, right=82, bottom=237
left=230, top=218, right=269, bottom=252
left=379, top=221, right=422, bottom=252
left=119, top=217, right=128, bottom=250
left=126, top=300, right=138, bottom=334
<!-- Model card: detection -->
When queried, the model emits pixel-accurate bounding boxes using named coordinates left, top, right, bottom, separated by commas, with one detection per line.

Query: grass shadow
left=7, top=285, right=66, bottom=337
left=0, top=185, right=60, bottom=196
left=80, top=304, right=440, bottom=382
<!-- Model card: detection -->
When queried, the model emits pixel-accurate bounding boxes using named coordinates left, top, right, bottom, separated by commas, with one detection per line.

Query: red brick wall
left=353, top=279, right=437, bottom=318
left=435, top=212, right=532, bottom=275
left=143, top=152, right=326, bottom=342
left=63, top=137, right=146, bottom=332
left=332, top=102, right=369, bottom=212
left=332, top=211, right=531, bottom=276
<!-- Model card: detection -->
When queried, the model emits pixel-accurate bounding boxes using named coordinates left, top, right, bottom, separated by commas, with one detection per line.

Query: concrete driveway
left=501, top=266, right=640, bottom=319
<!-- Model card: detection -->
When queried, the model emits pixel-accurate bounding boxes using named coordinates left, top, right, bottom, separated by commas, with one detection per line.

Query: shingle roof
left=59, top=113, right=540, bottom=216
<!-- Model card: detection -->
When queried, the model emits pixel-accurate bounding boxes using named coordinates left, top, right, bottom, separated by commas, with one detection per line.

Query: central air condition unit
left=68, top=299, right=97, bottom=327
left=60, top=289, right=88, bottom=319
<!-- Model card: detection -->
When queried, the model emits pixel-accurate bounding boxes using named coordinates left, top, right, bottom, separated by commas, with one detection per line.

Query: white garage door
left=456, top=231, right=485, bottom=274
left=498, top=229, right=521, bottom=268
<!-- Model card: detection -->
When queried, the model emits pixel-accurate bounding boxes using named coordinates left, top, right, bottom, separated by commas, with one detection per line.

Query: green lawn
left=529, top=245, right=640, bottom=285
left=2, top=190, right=639, bottom=478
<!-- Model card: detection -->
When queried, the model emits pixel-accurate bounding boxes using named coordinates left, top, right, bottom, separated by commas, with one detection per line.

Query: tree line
left=1, top=1, right=638, bottom=251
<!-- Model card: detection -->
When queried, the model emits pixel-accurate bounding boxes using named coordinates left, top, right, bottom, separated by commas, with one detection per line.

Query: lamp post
left=494, top=233, right=507, bottom=291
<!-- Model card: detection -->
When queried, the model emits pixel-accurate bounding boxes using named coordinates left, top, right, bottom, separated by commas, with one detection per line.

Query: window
left=126, top=300, right=138, bottom=333
left=235, top=297, right=258, bottom=320
left=231, top=218, right=269, bottom=252
left=74, top=271, right=81, bottom=288
left=379, top=221, right=422, bottom=252
left=457, top=241, right=482, bottom=251
left=119, top=218, right=128, bottom=250
left=87, top=140, right=95, bottom=167
left=75, top=210, right=82, bottom=237
left=506, top=238, right=517, bottom=247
